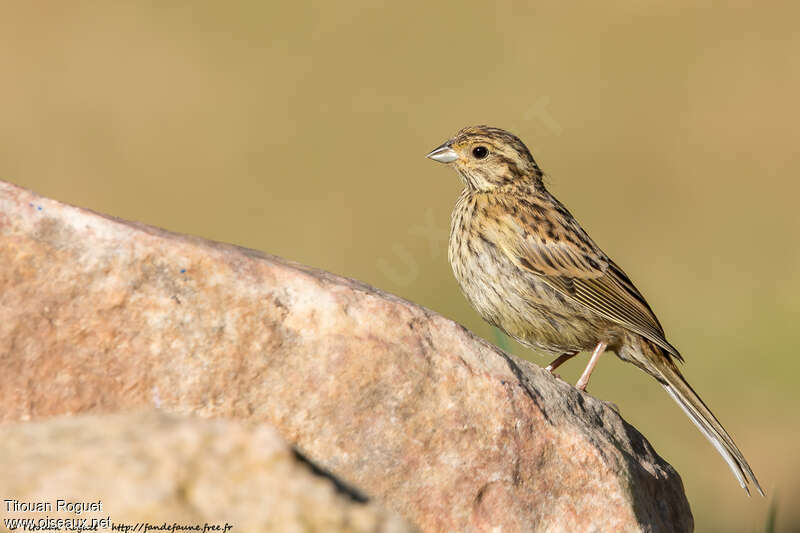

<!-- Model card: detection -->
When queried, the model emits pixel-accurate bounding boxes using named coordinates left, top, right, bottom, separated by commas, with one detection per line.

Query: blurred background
left=1, top=2, right=797, bottom=531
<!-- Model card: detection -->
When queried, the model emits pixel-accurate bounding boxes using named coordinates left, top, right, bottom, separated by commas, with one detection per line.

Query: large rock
left=0, top=411, right=414, bottom=533
left=0, top=180, right=693, bottom=532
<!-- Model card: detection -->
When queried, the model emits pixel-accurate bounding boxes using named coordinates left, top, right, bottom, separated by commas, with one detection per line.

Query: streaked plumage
left=427, top=125, right=763, bottom=496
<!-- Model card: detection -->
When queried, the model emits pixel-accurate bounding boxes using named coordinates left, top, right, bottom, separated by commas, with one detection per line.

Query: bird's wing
left=486, top=203, right=681, bottom=360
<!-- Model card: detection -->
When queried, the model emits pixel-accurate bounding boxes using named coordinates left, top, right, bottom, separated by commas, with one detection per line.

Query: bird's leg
left=545, top=351, right=578, bottom=373
left=576, top=342, right=608, bottom=391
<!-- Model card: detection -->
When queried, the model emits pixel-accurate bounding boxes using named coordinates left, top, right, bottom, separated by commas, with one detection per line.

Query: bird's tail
left=637, top=340, right=764, bottom=496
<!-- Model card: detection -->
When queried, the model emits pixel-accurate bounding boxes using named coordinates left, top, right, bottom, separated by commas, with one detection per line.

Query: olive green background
left=1, top=3, right=797, bottom=531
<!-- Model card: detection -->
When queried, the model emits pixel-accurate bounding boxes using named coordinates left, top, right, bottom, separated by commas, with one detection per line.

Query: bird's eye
left=472, top=146, right=489, bottom=159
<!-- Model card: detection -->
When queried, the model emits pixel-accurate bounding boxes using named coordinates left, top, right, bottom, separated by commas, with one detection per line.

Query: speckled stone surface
left=0, top=180, right=692, bottom=532
left=0, top=412, right=414, bottom=532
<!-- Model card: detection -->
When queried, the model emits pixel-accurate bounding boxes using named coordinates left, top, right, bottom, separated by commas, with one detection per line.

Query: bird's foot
left=545, top=351, right=578, bottom=376
left=574, top=342, right=607, bottom=392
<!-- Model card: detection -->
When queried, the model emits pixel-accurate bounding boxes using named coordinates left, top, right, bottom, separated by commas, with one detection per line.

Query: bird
left=426, top=125, right=763, bottom=496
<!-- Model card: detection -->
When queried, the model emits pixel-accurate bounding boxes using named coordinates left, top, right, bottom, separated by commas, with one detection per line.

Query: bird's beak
left=426, top=142, right=459, bottom=164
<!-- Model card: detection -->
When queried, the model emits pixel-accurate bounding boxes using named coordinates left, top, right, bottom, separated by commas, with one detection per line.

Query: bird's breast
left=448, top=192, right=607, bottom=355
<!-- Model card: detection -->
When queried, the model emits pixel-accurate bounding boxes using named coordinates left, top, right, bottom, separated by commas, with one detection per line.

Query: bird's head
left=426, top=125, right=543, bottom=191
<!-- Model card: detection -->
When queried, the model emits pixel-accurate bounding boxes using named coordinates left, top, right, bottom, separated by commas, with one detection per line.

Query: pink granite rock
left=0, top=411, right=414, bottom=532
left=0, top=180, right=692, bottom=532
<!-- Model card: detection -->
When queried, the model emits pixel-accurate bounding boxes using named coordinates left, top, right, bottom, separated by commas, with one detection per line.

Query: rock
left=0, top=180, right=693, bottom=532
left=0, top=411, right=414, bottom=533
